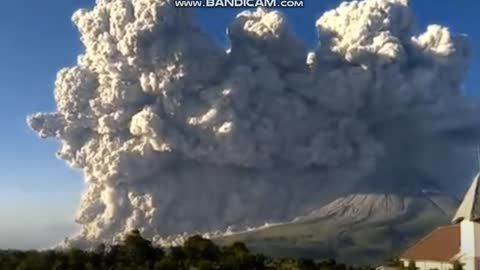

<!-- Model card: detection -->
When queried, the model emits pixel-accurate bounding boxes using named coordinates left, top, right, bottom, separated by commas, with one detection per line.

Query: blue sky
left=0, top=0, right=478, bottom=249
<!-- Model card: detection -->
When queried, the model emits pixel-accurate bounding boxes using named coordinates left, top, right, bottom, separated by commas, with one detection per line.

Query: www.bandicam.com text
left=174, top=0, right=305, bottom=8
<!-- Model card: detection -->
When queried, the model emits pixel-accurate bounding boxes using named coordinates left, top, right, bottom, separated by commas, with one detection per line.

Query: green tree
left=123, top=229, right=157, bottom=265
left=15, top=252, right=47, bottom=270
left=66, top=248, right=90, bottom=270
left=169, top=246, right=186, bottom=261
left=453, top=261, right=464, bottom=270
left=154, top=257, right=178, bottom=270
left=273, top=258, right=317, bottom=270
left=227, top=242, right=249, bottom=255
left=183, top=235, right=220, bottom=261
left=0, top=230, right=380, bottom=270
left=197, top=260, right=215, bottom=270
left=407, top=260, right=417, bottom=270
left=386, top=257, right=403, bottom=268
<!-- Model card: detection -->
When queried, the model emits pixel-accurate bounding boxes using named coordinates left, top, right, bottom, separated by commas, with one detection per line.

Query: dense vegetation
left=0, top=230, right=375, bottom=270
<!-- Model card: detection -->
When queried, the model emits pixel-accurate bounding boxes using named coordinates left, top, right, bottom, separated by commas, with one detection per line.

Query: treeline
left=0, top=230, right=374, bottom=270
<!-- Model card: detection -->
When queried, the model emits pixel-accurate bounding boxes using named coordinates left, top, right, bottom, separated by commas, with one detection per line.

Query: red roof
left=401, top=225, right=460, bottom=262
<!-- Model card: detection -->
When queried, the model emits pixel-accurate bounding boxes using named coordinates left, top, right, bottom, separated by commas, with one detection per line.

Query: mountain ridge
left=215, top=179, right=459, bottom=265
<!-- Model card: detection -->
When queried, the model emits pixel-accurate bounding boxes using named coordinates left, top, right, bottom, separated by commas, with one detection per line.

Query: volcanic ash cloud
left=28, top=0, right=478, bottom=247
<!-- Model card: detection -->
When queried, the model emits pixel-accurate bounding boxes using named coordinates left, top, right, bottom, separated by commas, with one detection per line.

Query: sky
left=0, top=0, right=479, bottom=249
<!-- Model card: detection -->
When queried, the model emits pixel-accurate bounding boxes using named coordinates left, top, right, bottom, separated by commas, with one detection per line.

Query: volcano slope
left=216, top=174, right=459, bottom=265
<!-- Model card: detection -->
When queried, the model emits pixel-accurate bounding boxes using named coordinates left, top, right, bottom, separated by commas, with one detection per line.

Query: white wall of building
left=460, top=221, right=480, bottom=257
left=460, top=220, right=480, bottom=270
left=401, top=259, right=453, bottom=270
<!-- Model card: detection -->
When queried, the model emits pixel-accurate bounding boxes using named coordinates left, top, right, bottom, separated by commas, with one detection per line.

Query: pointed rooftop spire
left=452, top=173, right=480, bottom=224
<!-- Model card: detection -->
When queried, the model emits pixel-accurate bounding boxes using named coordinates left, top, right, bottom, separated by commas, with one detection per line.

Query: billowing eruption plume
left=28, top=0, right=479, bottom=248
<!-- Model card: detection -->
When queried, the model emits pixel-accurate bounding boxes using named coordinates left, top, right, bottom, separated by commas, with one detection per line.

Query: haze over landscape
left=1, top=0, right=480, bottom=257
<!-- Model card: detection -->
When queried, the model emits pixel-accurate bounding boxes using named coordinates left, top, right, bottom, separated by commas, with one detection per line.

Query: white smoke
left=28, top=0, right=478, bottom=248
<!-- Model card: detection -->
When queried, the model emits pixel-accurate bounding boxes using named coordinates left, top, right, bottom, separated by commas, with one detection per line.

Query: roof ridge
left=437, top=224, right=458, bottom=228
left=435, top=224, right=460, bottom=230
